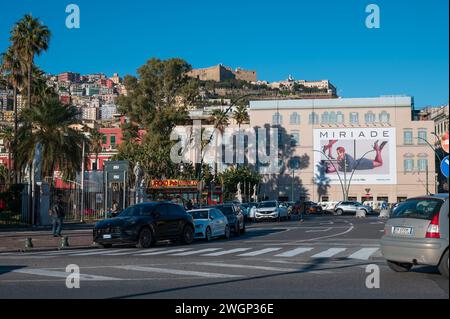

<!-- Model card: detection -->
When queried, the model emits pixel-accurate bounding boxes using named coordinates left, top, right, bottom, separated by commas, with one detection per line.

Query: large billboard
left=313, top=128, right=397, bottom=185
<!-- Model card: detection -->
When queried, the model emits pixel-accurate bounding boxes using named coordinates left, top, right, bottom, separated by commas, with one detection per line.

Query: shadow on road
left=0, top=265, right=26, bottom=276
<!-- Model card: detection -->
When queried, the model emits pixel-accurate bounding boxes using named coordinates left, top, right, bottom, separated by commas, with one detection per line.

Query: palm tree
left=10, top=14, right=50, bottom=109
left=1, top=47, right=25, bottom=135
left=209, top=109, right=230, bottom=175
left=89, top=128, right=103, bottom=171
left=232, top=105, right=250, bottom=168
left=0, top=125, right=14, bottom=184
left=15, top=97, right=86, bottom=184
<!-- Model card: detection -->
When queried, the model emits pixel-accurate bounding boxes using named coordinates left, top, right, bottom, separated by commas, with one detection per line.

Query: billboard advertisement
left=313, top=128, right=397, bottom=185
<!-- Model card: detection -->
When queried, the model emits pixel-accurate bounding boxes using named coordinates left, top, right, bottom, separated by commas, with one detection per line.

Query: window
left=290, top=132, right=300, bottom=146
left=101, top=134, right=107, bottom=144
left=404, top=130, right=413, bottom=145
left=329, top=112, right=337, bottom=124
left=321, top=112, right=329, bottom=124
left=379, top=111, right=390, bottom=124
left=309, top=112, right=319, bottom=124
left=404, top=159, right=414, bottom=172
left=391, top=198, right=444, bottom=220
left=289, top=112, right=300, bottom=124
left=349, top=112, right=359, bottom=124
left=272, top=112, right=282, bottom=125
left=365, top=112, right=375, bottom=124
left=110, top=135, right=116, bottom=146
left=418, top=159, right=428, bottom=172
left=418, top=130, right=427, bottom=145
left=336, top=112, right=344, bottom=124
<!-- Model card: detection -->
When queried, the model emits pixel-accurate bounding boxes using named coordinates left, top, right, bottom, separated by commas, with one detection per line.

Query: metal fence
left=0, top=183, right=30, bottom=226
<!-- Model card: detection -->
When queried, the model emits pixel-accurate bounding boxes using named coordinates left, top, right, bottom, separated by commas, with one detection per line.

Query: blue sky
left=0, top=0, right=448, bottom=108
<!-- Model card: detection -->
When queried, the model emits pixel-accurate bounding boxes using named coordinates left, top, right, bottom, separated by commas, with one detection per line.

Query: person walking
left=111, top=200, right=120, bottom=217
left=50, top=195, right=65, bottom=237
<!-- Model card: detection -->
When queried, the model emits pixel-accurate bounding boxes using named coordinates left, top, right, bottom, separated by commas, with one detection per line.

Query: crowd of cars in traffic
left=92, top=194, right=448, bottom=278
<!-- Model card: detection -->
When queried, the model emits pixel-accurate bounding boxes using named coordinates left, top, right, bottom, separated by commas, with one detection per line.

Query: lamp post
left=313, top=149, right=347, bottom=201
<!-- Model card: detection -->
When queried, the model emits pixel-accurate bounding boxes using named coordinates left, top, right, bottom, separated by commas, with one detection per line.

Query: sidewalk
left=0, top=222, right=97, bottom=253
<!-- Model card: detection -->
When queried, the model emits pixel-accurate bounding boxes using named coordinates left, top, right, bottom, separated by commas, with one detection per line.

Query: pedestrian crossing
left=0, top=245, right=382, bottom=261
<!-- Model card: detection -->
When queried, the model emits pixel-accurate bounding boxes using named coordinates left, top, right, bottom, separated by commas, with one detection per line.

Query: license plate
left=392, top=227, right=413, bottom=235
left=102, top=234, right=112, bottom=239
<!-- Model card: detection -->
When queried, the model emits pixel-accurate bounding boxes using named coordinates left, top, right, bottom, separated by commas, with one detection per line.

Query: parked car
left=255, top=201, right=289, bottom=222
left=188, top=208, right=230, bottom=241
left=93, top=202, right=195, bottom=248
left=247, top=203, right=258, bottom=221
left=304, top=201, right=323, bottom=214
left=362, top=200, right=388, bottom=211
left=334, top=201, right=373, bottom=215
left=318, top=201, right=339, bottom=212
left=211, top=204, right=245, bottom=236
left=381, top=194, right=449, bottom=278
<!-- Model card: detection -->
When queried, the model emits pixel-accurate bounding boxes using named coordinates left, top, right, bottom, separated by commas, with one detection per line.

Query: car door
left=165, top=204, right=183, bottom=239
left=152, top=203, right=169, bottom=239
left=212, top=209, right=226, bottom=236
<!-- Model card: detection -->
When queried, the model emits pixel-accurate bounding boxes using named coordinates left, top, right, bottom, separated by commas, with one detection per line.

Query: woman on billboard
left=323, top=139, right=388, bottom=173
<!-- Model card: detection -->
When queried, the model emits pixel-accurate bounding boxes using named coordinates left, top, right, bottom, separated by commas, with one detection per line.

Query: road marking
left=194, top=262, right=297, bottom=272
left=12, top=268, right=120, bottom=281
left=69, top=249, right=120, bottom=256
left=306, top=227, right=332, bottom=233
left=311, top=248, right=347, bottom=258
left=274, top=247, right=314, bottom=257
left=295, top=224, right=354, bottom=242
left=347, top=248, right=380, bottom=260
left=134, top=248, right=192, bottom=256
left=237, top=248, right=282, bottom=257
left=170, top=248, right=222, bottom=256
left=103, top=249, right=146, bottom=256
left=113, top=265, right=240, bottom=278
left=201, top=248, right=251, bottom=256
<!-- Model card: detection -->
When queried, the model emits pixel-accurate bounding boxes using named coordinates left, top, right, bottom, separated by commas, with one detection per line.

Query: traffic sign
left=104, top=161, right=129, bottom=172
left=441, top=132, right=449, bottom=154
left=441, top=156, right=449, bottom=178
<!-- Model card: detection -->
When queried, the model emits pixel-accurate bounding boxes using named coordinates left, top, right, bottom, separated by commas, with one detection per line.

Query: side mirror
left=209, top=215, right=214, bottom=220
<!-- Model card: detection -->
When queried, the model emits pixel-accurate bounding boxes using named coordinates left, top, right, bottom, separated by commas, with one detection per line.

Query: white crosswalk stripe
left=274, top=247, right=314, bottom=257
left=134, top=248, right=192, bottom=256
left=102, top=249, right=144, bottom=256
left=311, top=248, right=346, bottom=258
left=69, top=249, right=121, bottom=256
left=201, top=248, right=251, bottom=256
left=170, top=248, right=222, bottom=256
left=347, top=248, right=379, bottom=260
left=113, top=265, right=241, bottom=278
left=237, top=248, right=282, bottom=257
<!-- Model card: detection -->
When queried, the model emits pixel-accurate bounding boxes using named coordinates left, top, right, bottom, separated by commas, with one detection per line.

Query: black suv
left=93, top=202, right=195, bottom=248
left=210, top=204, right=245, bottom=236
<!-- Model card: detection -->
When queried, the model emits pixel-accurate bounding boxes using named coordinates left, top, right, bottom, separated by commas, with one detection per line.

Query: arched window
left=365, top=112, right=375, bottom=123
left=349, top=112, right=359, bottom=124
left=321, top=112, right=329, bottom=124
left=272, top=112, right=282, bottom=125
left=379, top=111, right=390, bottom=123
left=309, top=112, right=319, bottom=124
left=289, top=112, right=300, bottom=125
left=329, top=112, right=337, bottom=124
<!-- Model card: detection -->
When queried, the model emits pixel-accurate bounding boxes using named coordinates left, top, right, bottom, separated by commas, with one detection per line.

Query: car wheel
left=234, top=222, right=240, bottom=237
left=224, top=225, right=230, bottom=239
left=335, top=209, right=343, bottom=216
left=99, top=243, right=112, bottom=248
left=386, top=260, right=413, bottom=272
left=205, top=227, right=212, bottom=241
left=181, top=225, right=194, bottom=244
left=438, top=250, right=449, bottom=278
left=136, top=227, right=153, bottom=249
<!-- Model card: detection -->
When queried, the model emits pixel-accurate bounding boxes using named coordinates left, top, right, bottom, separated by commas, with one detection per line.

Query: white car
left=319, top=201, right=339, bottom=212
left=255, top=201, right=289, bottom=222
left=188, top=208, right=230, bottom=241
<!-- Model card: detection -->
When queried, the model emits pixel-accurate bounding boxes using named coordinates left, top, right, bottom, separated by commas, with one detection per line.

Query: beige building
left=249, top=96, right=436, bottom=203
left=187, top=64, right=257, bottom=83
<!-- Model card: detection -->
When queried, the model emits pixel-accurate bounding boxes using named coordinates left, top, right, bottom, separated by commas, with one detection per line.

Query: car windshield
left=391, top=198, right=444, bottom=220
left=258, top=201, right=277, bottom=208
left=216, top=206, right=234, bottom=216
left=190, top=210, right=209, bottom=220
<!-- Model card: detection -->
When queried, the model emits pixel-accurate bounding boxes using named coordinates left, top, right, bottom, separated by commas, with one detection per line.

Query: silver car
left=334, top=201, right=373, bottom=215
left=380, top=194, right=449, bottom=277
left=255, top=201, right=289, bottom=222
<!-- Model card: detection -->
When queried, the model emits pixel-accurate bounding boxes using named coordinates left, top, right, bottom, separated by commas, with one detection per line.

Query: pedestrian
left=186, top=199, right=193, bottom=210
left=50, top=195, right=65, bottom=237
left=111, top=200, right=119, bottom=217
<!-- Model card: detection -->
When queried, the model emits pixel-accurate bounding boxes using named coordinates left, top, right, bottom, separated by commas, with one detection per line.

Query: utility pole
left=80, top=139, right=85, bottom=222
left=426, top=163, right=429, bottom=195
left=291, top=168, right=295, bottom=202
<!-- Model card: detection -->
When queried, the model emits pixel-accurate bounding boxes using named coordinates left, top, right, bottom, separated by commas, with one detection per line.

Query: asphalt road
left=0, top=214, right=448, bottom=299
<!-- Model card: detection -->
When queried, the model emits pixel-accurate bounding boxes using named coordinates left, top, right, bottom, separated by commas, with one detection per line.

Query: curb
left=0, top=244, right=100, bottom=254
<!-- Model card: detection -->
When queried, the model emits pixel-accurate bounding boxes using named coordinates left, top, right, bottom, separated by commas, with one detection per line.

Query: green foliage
left=218, top=166, right=261, bottom=201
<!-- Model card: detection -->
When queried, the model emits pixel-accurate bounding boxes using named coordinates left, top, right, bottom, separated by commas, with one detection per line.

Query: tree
left=10, top=14, right=50, bottom=109
left=15, top=97, right=86, bottom=183
left=0, top=125, right=14, bottom=184
left=116, top=58, right=195, bottom=180
left=89, top=128, right=103, bottom=171
left=232, top=104, right=249, bottom=130
left=219, top=166, right=261, bottom=202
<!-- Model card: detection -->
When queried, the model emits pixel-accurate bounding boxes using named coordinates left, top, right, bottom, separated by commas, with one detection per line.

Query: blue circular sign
left=441, top=156, right=449, bottom=178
